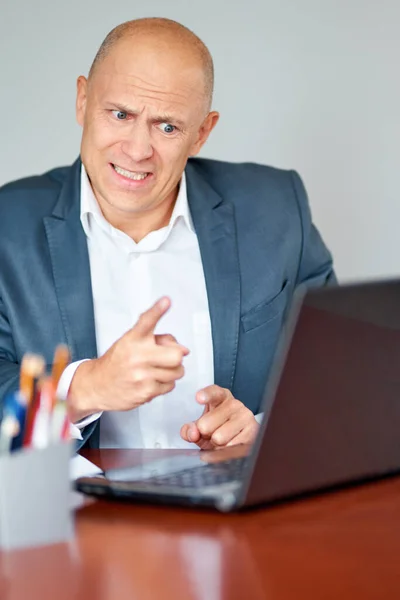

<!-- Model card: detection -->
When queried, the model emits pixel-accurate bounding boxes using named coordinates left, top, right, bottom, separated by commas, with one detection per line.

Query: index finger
left=131, top=297, right=171, bottom=338
left=196, top=385, right=230, bottom=408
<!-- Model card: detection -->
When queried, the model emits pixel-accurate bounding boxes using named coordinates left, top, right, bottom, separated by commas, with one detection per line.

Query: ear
left=189, top=111, right=220, bottom=156
left=76, top=76, right=88, bottom=127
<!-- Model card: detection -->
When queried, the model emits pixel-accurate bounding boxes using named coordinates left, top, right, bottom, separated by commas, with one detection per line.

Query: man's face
left=76, top=38, right=218, bottom=218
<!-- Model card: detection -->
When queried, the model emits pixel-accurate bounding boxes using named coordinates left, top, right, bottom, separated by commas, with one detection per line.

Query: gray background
left=1, top=0, right=399, bottom=282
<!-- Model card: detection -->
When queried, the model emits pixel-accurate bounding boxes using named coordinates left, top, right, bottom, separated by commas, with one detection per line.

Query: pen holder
left=0, top=441, right=73, bottom=550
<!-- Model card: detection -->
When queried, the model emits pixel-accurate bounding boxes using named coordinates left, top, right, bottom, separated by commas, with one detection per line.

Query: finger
left=149, top=345, right=187, bottom=368
left=180, top=422, right=201, bottom=443
left=130, top=366, right=179, bottom=388
left=226, top=423, right=260, bottom=447
left=132, top=297, right=171, bottom=338
left=209, top=417, right=246, bottom=447
left=155, top=333, right=177, bottom=345
left=152, top=365, right=185, bottom=383
left=123, top=379, right=176, bottom=407
left=196, top=437, right=215, bottom=450
left=196, top=399, right=236, bottom=437
left=180, top=422, right=214, bottom=450
left=139, top=380, right=176, bottom=404
left=155, top=334, right=190, bottom=355
left=196, top=385, right=230, bottom=408
left=153, top=381, right=176, bottom=397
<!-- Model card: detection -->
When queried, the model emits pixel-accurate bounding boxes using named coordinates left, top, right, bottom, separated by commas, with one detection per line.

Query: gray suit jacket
left=0, top=157, right=334, bottom=448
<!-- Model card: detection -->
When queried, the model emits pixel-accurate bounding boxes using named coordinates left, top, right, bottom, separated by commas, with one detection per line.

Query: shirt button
left=154, top=442, right=161, bottom=449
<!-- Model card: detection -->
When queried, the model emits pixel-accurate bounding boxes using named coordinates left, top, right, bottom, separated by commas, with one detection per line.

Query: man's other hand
left=180, top=385, right=259, bottom=450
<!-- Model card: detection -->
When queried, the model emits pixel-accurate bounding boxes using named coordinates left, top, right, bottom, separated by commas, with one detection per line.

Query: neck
left=100, top=197, right=177, bottom=243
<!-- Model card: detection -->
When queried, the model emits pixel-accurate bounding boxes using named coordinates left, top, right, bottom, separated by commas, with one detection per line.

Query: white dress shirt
left=58, top=166, right=214, bottom=448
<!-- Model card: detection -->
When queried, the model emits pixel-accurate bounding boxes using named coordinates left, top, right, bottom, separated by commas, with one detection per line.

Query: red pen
left=30, top=377, right=56, bottom=449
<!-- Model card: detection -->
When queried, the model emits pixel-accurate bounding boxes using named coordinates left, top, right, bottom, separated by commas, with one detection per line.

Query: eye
left=112, top=110, right=128, bottom=120
left=159, top=123, right=176, bottom=134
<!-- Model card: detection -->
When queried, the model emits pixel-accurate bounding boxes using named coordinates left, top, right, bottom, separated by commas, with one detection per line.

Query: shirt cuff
left=254, top=412, right=264, bottom=425
left=56, top=359, right=103, bottom=440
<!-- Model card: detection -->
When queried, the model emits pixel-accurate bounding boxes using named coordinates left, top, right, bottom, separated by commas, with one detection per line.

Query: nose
left=121, top=122, right=153, bottom=162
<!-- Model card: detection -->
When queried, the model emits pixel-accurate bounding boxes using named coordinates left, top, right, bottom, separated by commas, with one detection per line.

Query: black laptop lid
left=242, top=279, right=400, bottom=507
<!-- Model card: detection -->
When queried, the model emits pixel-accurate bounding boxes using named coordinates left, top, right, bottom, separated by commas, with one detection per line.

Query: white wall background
left=1, top=0, right=399, bottom=282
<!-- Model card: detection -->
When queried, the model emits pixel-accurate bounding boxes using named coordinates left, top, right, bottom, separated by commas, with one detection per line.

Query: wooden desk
left=2, top=449, right=400, bottom=600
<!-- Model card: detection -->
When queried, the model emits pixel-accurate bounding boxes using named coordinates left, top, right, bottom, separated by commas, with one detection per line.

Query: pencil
left=51, top=344, right=70, bottom=390
left=19, top=353, right=46, bottom=405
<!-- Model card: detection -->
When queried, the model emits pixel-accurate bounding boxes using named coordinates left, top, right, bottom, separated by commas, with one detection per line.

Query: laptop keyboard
left=138, top=456, right=247, bottom=489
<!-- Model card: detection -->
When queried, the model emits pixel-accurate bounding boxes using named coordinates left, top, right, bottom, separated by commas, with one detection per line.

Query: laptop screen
left=242, top=279, right=400, bottom=506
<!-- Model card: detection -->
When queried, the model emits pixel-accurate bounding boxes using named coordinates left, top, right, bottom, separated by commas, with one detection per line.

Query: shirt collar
left=80, top=164, right=194, bottom=238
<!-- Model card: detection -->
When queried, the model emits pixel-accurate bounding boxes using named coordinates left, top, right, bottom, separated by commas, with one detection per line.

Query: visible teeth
left=113, top=165, right=149, bottom=180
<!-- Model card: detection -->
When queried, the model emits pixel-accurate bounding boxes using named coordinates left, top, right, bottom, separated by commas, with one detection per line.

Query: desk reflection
left=0, top=542, right=83, bottom=600
left=76, top=502, right=268, bottom=600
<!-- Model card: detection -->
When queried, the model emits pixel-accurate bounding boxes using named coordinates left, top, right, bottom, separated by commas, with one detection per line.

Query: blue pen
left=0, top=391, right=27, bottom=453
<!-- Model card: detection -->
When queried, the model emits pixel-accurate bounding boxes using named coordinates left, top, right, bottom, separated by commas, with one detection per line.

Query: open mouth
left=112, top=164, right=151, bottom=181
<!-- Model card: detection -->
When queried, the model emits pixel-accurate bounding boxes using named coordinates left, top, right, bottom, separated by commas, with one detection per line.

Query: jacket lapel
left=43, top=159, right=97, bottom=362
left=43, top=158, right=241, bottom=389
left=186, top=161, right=241, bottom=391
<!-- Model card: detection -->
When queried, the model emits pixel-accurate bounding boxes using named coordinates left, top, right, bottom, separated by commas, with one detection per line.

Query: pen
left=21, top=354, right=46, bottom=447
left=1, top=348, right=72, bottom=453
left=31, top=377, right=55, bottom=449
left=0, top=415, right=20, bottom=454
left=50, top=401, right=70, bottom=443
left=0, top=391, right=27, bottom=453
left=51, top=344, right=70, bottom=391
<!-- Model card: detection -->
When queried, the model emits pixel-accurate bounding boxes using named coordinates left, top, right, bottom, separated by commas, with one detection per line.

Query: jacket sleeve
left=291, top=171, right=337, bottom=287
left=0, top=294, right=97, bottom=450
left=0, top=294, right=21, bottom=418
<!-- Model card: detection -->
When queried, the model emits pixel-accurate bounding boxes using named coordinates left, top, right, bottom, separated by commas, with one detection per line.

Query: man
left=0, top=18, right=335, bottom=451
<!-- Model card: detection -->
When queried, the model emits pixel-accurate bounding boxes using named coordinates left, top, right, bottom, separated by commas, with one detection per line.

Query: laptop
left=76, top=278, right=400, bottom=511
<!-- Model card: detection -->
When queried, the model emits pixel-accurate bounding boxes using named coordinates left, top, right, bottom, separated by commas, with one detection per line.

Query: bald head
left=88, top=18, right=214, bottom=111
left=76, top=17, right=220, bottom=233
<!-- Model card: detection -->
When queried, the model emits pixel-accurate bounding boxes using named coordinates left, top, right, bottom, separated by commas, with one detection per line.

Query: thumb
left=131, top=297, right=171, bottom=338
left=180, top=421, right=202, bottom=443
left=180, top=405, right=208, bottom=443
left=155, top=334, right=190, bottom=355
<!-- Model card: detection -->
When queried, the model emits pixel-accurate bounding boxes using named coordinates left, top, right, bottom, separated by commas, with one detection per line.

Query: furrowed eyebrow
left=154, top=114, right=186, bottom=128
left=107, top=103, right=186, bottom=128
